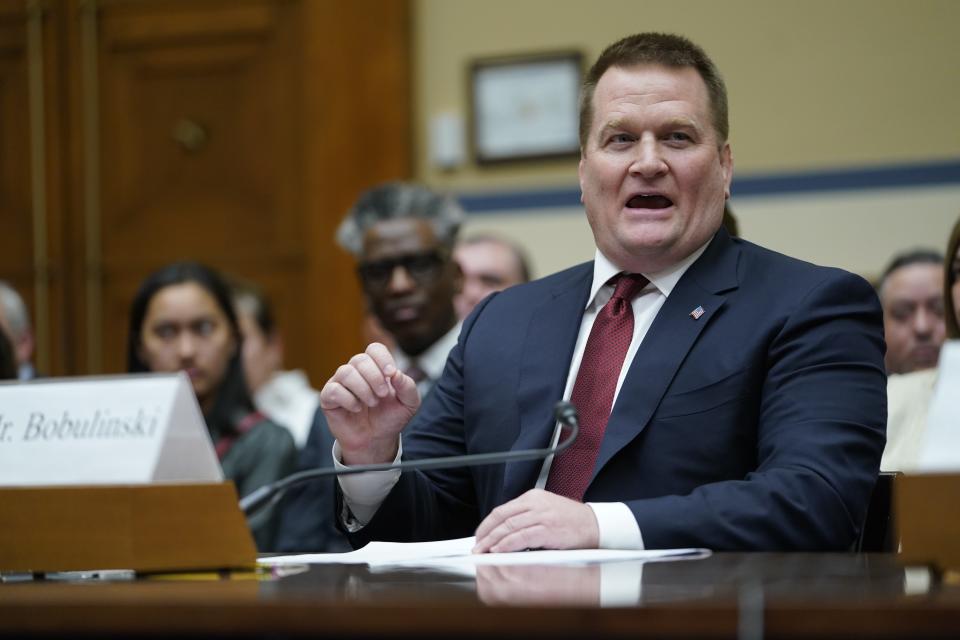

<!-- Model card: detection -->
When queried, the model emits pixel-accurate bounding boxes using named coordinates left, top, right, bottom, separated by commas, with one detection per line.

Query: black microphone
left=239, top=400, right=579, bottom=518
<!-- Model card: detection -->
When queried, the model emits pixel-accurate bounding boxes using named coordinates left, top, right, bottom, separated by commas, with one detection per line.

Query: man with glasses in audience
left=275, top=182, right=464, bottom=552
left=336, top=181, right=464, bottom=397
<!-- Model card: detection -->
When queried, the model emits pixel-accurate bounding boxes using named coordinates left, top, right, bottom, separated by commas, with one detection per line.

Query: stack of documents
left=260, top=537, right=709, bottom=571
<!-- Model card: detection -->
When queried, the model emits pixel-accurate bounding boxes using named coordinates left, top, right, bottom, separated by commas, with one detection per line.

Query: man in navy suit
left=320, top=32, right=886, bottom=551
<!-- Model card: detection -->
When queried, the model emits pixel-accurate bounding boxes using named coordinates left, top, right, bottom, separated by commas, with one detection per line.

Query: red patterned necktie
left=545, top=272, right=649, bottom=501
left=404, top=362, right=428, bottom=384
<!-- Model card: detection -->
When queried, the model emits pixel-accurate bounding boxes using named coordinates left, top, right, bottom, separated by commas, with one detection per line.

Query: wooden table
left=2, top=553, right=958, bottom=638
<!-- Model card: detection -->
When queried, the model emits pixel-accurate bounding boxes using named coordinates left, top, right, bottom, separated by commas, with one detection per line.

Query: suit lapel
left=501, top=263, right=592, bottom=503
left=591, top=230, right=742, bottom=484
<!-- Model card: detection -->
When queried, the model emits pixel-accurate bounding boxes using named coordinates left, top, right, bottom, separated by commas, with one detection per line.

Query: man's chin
left=600, top=234, right=680, bottom=271
left=389, top=327, right=430, bottom=355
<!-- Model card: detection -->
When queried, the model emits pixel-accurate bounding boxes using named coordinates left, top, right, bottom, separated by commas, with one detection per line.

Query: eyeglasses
left=357, top=249, right=447, bottom=291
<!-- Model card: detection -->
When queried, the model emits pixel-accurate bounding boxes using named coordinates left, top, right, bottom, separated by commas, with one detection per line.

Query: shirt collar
left=393, top=322, right=462, bottom=382
left=587, top=240, right=711, bottom=310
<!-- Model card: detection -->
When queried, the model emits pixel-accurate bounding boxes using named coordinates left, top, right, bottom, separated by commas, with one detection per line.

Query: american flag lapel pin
left=690, top=305, right=705, bottom=320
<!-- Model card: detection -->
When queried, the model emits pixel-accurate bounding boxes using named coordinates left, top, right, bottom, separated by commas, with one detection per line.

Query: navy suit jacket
left=275, top=408, right=352, bottom=552
left=346, top=229, right=887, bottom=551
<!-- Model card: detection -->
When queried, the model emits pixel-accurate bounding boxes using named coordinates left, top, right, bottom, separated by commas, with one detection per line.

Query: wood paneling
left=0, top=7, right=32, bottom=278
left=301, top=0, right=412, bottom=380
left=94, top=0, right=309, bottom=374
left=0, top=1, right=67, bottom=374
left=0, top=0, right=411, bottom=384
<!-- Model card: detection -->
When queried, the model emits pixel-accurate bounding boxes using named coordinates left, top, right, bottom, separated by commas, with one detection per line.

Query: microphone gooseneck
left=239, top=401, right=579, bottom=518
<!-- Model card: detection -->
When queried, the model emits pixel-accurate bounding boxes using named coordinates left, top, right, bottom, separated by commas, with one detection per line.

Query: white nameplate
left=917, top=341, right=960, bottom=472
left=0, top=372, right=222, bottom=485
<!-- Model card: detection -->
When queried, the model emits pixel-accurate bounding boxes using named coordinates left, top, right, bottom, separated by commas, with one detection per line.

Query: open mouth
left=626, top=194, right=674, bottom=209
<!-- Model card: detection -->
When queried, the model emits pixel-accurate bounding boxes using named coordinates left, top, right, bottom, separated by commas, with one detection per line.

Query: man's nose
left=629, top=136, right=668, bottom=179
left=912, top=308, right=937, bottom=337
left=463, top=277, right=482, bottom=296
left=386, top=265, right=416, bottom=293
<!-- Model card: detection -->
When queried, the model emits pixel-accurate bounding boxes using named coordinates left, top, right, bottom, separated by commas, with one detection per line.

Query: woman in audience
left=127, top=262, right=296, bottom=550
left=883, top=215, right=960, bottom=470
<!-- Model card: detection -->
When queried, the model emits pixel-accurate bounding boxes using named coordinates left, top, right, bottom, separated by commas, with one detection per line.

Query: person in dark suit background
left=0, top=280, right=39, bottom=380
left=0, top=327, right=16, bottom=380
left=320, top=33, right=886, bottom=552
left=453, top=233, right=532, bottom=320
left=273, top=182, right=465, bottom=551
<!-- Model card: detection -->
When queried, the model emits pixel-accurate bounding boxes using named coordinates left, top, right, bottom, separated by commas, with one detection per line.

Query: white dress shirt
left=336, top=244, right=709, bottom=546
left=18, top=362, right=36, bottom=381
left=392, top=323, right=461, bottom=397
left=881, top=368, right=938, bottom=472
left=254, top=369, right=321, bottom=448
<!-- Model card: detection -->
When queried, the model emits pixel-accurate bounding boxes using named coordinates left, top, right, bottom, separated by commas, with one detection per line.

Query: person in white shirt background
left=233, top=280, right=320, bottom=450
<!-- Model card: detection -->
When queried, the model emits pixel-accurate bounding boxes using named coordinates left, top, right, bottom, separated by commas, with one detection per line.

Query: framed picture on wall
left=470, top=51, right=583, bottom=164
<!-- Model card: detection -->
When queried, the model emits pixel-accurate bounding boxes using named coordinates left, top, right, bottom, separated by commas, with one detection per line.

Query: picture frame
left=470, top=51, right=583, bottom=164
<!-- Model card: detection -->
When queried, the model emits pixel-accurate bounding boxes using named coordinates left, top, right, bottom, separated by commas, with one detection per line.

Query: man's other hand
left=472, top=489, right=600, bottom=553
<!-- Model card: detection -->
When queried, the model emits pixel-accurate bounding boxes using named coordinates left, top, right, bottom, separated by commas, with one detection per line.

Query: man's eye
left=407, top=255, right=443, bottom=279
left=479, top=274, right=507, bottom=287
left=407, top=256, right=434, bottom=270
left=890, top=306, right=914, bottom=322
left=361, top=263, right=392, bottom=281
left=369, top=265, right=391, bottom=278
left=666, top=132, right=692, bottom=143
left=607, top=133, right=634, bottom=145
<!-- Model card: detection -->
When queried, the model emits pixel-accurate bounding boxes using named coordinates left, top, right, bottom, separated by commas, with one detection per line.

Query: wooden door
left=0, top=0, right=67, bottom=376
left=87, top=0, right=309, bottom=375
left=0, top=0, right=410, bottom=383
left=0, top=4, right=34, bottom=319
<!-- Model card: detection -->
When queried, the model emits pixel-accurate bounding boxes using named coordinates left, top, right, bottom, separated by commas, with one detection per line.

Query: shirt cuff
left=333, top=439, right=403, bottom=529
left=587, top=502, right=644, bottom=550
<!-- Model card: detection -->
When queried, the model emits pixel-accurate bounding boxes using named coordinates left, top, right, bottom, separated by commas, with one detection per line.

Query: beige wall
left=415, top=0, right=960, bottom=187
left=413, top=0, right=960, bottom=278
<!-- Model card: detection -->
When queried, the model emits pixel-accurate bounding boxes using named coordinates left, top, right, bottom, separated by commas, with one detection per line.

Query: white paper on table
left=372, top=545, right=709, bottom=570
left=916, top=341, right=960, bottom=471
left=259, top=536, right=710, bottom=569
left=261, top=536, right=475, bottom=566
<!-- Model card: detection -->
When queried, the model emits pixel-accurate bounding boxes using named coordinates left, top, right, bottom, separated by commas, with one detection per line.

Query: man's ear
left=268, top=332, right=285, bottom=370
left=14, top=329, right=34, bottom=366
left=450, top=256, right=464, bottom=294
left=578, top=155, right=587, bottom=203
left=720, top=143, right=733, bottom=200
